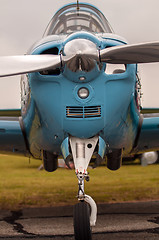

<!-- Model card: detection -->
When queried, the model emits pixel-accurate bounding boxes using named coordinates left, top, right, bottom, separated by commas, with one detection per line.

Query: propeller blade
left=0, top=55, right=62, bottom=77
left=100, top=42, right=159, bottom=64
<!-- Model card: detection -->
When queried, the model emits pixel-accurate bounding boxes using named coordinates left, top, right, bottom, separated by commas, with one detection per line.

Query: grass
left=0, top=154, right=159, bottom=210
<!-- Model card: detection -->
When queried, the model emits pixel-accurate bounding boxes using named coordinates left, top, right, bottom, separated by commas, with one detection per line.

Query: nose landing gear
left=61, top=135, right=106, bottom=239
left=74, top=172, right=97, bottom=240
left=69, top=136, right=98, bottom=240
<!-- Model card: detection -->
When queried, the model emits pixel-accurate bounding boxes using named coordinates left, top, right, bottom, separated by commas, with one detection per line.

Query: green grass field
left=0, top=154, right=159, bottom=210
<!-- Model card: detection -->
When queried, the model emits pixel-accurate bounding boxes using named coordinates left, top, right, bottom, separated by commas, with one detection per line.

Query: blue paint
left=98, top=136, right=106, bottom=158
left=1, top=2, right=153, bottom=159
left=134, top=117, right=159, bottom=153
left=22, top=28, right=140, bottom=157
left=61, top=137, right=70, bottom=160
left=0, top=119, right=27, bottom=155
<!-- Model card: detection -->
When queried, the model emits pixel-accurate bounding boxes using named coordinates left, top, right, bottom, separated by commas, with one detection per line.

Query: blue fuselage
left=21, top=32, right=140, bottom=158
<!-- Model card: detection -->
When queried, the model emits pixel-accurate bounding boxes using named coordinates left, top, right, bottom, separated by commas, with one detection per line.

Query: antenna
left=77, top=0, right=80, bottom=11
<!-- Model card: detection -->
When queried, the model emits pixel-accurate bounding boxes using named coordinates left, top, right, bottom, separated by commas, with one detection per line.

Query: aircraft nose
left=63, top=38, right=99, bottom=72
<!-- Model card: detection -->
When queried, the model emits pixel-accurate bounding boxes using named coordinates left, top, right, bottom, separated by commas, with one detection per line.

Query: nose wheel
left=74, top=201, right=92, bottom=240
left=73, top=173, right=97, bottom=240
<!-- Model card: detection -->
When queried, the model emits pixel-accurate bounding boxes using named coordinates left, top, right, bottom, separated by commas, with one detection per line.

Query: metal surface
left=84, top=194, right=97, bottom=227
left=69, top=135, right=98, bottom=174
left=0, top=55, right=61, bottom=77
left=64, top=38, right=99, bottom=72
left=0, top=117, right=27, bottom=155
left=2, top=2, right=159, bottom=237
left=100, top=41, right=159, bottom=64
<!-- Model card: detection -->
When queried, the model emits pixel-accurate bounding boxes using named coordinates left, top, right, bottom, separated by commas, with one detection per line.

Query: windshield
left=44, top=3, right=113, bottom=35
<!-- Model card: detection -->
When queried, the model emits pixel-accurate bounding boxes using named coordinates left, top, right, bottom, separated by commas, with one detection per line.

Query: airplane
left=1, top=1, right=159, bottom=239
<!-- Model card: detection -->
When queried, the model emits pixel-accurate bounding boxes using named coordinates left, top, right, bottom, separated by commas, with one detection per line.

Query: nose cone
left=64, top=38, right=99, bottom=72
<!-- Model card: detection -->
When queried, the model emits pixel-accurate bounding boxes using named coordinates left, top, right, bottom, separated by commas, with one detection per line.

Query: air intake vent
left=66, top=106, right=83, bottom=118
left=66, top=106, right=101, bottom=118
left=84, top=106, right=101, bottom=118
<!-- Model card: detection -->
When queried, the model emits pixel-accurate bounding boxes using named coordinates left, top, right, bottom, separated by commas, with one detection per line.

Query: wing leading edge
left=132, top=114, right=159, bottom=154
left=0, top=116, right=28, bottom=155
left=0, top=109, right=21, bottom=117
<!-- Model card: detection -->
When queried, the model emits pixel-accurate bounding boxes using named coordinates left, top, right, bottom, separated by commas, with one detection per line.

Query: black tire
left=42, top=151, right=58, bottom=172
left=156, top=152, right=159, bottom=164
left=107, top=149, right=122, bottom=170
left=74, top=201, right=92, bottom=240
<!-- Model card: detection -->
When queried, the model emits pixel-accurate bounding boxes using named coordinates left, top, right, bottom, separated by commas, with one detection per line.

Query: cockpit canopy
left=44, top=3, right=113, bottom=36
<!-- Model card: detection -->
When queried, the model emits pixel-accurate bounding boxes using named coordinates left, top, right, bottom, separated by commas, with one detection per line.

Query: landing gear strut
left=69, top=136, right=98, bottom=240
left=61, top=135, right=106, bottom=239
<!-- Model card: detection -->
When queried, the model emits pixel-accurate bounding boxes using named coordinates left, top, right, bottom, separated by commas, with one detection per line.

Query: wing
left=0, top=108, right=21, bottom=117
left=141, top=108, right=159, bottom=114
left=0, top=110, right=28, bottom=155
left=132, top=109, right=159, bottom=154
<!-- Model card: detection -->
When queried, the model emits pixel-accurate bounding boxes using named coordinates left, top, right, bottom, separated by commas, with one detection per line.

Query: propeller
left=0, top=55, right=62, bottom=77
left=100, top=41, right=159, bottom=64
left=1, top=40, right=159, bottom=78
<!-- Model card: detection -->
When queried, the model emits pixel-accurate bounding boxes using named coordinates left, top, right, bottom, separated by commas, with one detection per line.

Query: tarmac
left=0, top=201, right=159, bottom=239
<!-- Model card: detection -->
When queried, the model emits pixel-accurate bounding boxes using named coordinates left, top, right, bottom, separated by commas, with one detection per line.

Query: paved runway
left=0, top=201, right=159, bottom=239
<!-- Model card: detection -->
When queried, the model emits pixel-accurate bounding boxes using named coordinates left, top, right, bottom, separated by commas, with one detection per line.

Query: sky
left=0, top=0, right=159, bottom=108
